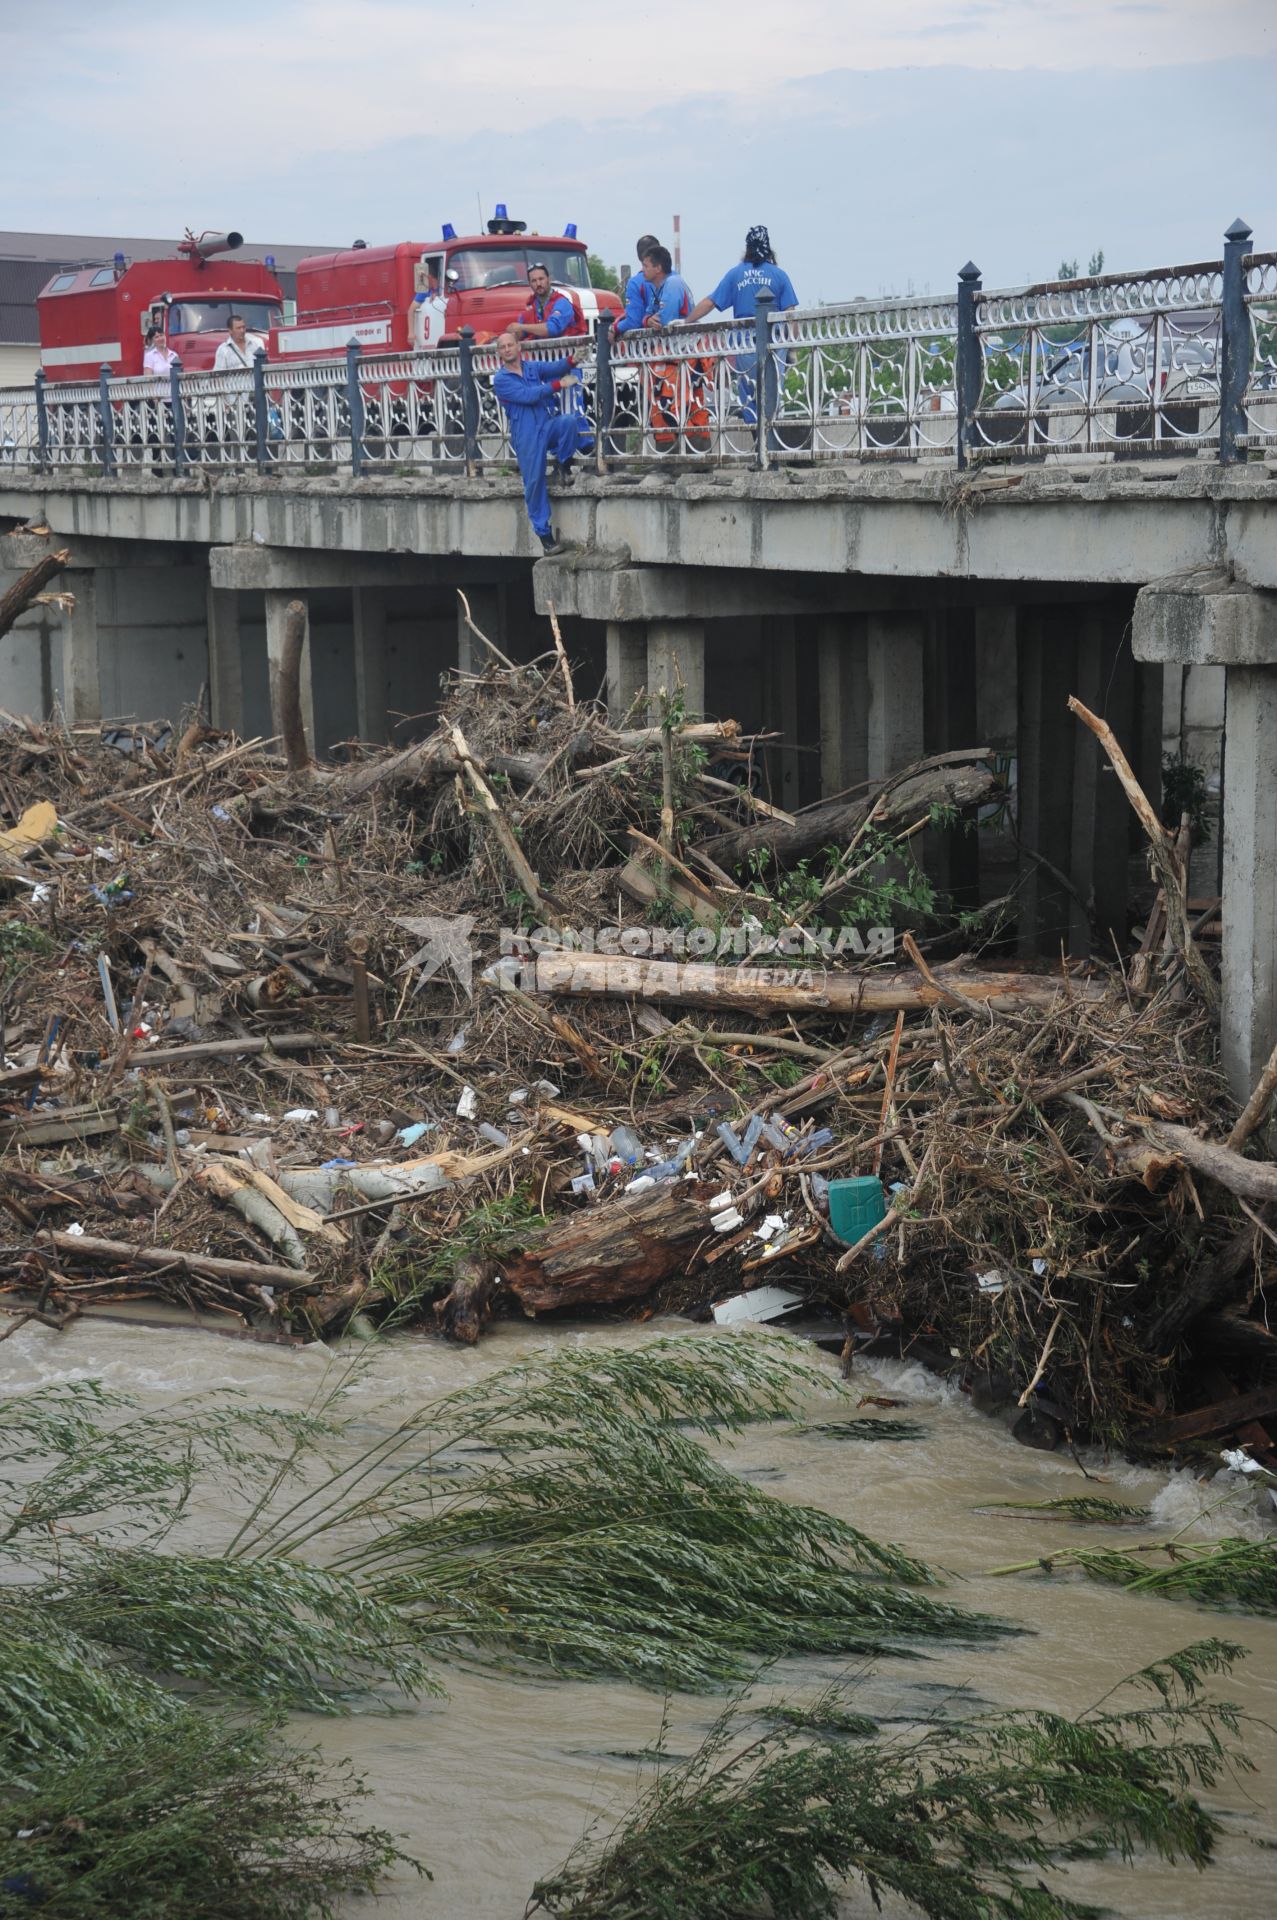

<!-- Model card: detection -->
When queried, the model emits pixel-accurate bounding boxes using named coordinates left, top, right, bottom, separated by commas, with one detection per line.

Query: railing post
left=752, top=288, right=775, bottom=470
left=594, top=311, right=614, bottom=474
left=458, top=326, right=480, bottom=477
left=1219, top=215, right=1253, bottom=467
left=97, top=363, right=116, bottom=477
left=169, top=362, right=186, bottom=476
left=345, top=340, right=365, bottom=476
left=34, top=369, right=49, bottom=471
left=253, top=347, right=270, bottom=474
left=955, top=261, right=982, bottom=471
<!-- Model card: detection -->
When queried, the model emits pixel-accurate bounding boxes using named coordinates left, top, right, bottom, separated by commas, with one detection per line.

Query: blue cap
left=564, top=223, right=578, bottom=239
left=494, top=203, right=508, bottom=220
left=442, top=221, right=456, bottom=241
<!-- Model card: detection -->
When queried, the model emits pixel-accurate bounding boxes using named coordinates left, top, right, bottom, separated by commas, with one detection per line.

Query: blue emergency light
left=494, top=203, right=508, bottom=220
left=564, top=223, right=578, bottom=239
left=442, top=222, right=456, bottom=241
left=265, top=254, right=276, bottom=269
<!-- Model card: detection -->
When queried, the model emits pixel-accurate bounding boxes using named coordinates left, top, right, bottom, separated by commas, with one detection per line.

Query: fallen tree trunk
left=1135, top=1122, right=1277, bottom=1206
left=32, top=1229, right=316, bottom=1290
left=702, top=760, right=995, bottom=870
left=435, top=1255, right=499, bottom=1343
left=505, top=954, right=1099, bottom=1017
left=273, top=598, right=310, bottom=771
left=500, top=1184, right=711, bottom=1314
left=0, top=549, right=70, bottom=642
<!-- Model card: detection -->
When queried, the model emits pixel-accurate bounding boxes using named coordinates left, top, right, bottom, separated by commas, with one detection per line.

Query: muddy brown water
left=4, top=1314, right=1276, bottom=1918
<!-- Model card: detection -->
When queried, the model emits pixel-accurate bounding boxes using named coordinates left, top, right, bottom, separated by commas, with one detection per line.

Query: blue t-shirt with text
left=708, top=261, right=798, bottom=318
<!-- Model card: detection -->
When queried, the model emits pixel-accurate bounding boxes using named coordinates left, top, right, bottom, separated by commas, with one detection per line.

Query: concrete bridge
left=3, top=453, right=1272, bottom=1109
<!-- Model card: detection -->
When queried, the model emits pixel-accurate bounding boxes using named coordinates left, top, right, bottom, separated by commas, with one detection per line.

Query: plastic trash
left=648, top=1137, right=695, bottom=1181
left=609, top=1125, right=643, bottom=1166
left=446, top=1028, right=468, bottom=1055
left=323, top=1106, right=341, bottom=1129
left=711, top=1205, right=745, bottom=1232
left=534, top=1078, right=561, bottom=1097
left=589, top=1132, right=611, bottom=1170
left=828, top=1176, right=886, bottom=1245
left=712, top=1285, right=803, bottom=1326
left=321, top=1157, right=358, bottom=1170
left=456, top=1085, right=478, bottom=1120
left=741, top=1114, right=765, bottom=1158
left=395, top=1121, right=436, bottom=1148
left=625, top=1174, right=656, bottom=1193
left=508, top=1088, right=529, bottom=1105
left=754, top=1213, right=787, bottom=1242
left=716, top=1120, right=748, bottom=1165
left=478, top=1122, right=510, bottom=1148
left=283, top=1107, right=319, bottom=1124
left=570, top=1170, right=596, bottom=1196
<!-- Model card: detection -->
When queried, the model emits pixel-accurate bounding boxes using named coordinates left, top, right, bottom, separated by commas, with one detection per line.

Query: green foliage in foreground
left=1051, top=1536, right=1277, bottom=1615
left=528, top=1641, right=1249, bottom=1920
left=0, top=1713, right=415, bottom=1920
left=979, top=1495, right=1154, bottom=1526
left=801, top=1417, right=929, bottom=1442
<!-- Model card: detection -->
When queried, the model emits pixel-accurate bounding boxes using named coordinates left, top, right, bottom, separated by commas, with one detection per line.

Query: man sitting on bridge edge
left=493, top=329, right=594, bottom=556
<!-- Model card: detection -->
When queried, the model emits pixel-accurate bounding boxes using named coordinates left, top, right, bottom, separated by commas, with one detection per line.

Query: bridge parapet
left=3, top=223, right=1275, bottom=480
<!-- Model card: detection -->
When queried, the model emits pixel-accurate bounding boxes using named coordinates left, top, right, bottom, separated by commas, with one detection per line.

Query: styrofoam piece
left=711, top=1285, right=804, bottom=1326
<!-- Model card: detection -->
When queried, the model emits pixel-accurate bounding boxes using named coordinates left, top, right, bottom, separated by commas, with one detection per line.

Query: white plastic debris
left=1031, top=1257, right=1048, bottom=1277
left=508, top=1088, right=528, bottom=1105
left=712, top=1285, right=804, bottom=1326
left=283, top=1107, right=319, bottom=1124
left=1220, top=1448, right=1264, bottom=1474
left=709, top=1189, right=733, bottom=1211
left=625, top=1174, right=656, bottom=1194
left=976, top=1269, right=1007, bottom=1296
left=533, top=1079, right=560, bottom=1097
left=754, top=1212, right=787, bottom=1243
left=65, top=1222, right=85, bottom=1237
left=456, top=1085, right=478, bottom=1120
left=570, top=1171, right=596, bottom=1196
left=710, top=1206, right=745, bottom=1232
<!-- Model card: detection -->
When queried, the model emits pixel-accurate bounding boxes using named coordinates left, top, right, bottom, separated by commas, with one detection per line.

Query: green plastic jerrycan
left=827, top=1176, right=886, bottom=1246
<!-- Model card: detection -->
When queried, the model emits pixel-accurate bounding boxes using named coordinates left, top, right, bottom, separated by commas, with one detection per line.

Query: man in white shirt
left=213, top=313, right=267, bottom=372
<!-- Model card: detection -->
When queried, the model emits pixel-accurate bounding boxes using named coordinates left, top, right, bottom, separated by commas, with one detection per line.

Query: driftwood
left=514, top=954, right=1099, bottom=1017
left=32, top=1229, right=316, bottom=1290
left=140, top=1032, right=337, bottom=1066
left=1069, top=696, right=1217, bottom=1008
left=703, top=758, right=995, bottom=870
left=1135, top=1382, right=1277, bottom=1449
left=0, top=549, right=70, bottom=642
left=1228, top=1030, right=1277, bottom=1152
left=1130, top=1122, right=1277, bottom=1206
left=449, top=719, right=553, bottom=918
left=435, top=1255, right=499, bottom=1343
left=273, top=599, right=310, bottom=771
left=500, top=1183, right=711, bottom=1314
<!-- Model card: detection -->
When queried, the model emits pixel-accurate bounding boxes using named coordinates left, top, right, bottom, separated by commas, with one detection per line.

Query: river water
left=4, top=1314, right=1275, bottom=1918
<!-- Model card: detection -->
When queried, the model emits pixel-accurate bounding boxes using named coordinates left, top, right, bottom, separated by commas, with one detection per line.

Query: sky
left=4, top=0, right=1274, bottom=302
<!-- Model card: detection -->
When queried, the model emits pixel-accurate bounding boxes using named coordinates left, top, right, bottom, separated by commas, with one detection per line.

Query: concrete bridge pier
left=1135, top=570, right=1277, bottom=1102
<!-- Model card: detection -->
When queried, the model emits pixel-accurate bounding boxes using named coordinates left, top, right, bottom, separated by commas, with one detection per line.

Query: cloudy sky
left=5, top=0, right=1274, bottom=301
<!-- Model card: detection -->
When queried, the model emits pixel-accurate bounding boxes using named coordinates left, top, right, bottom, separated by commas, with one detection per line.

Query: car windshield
left=446, top=247, right=590, bottom=292
left=168, top=300, right=282, bottom=336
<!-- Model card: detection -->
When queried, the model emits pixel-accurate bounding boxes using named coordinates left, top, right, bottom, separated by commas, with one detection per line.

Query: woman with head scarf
left=682, top=227, right=799, bottom=426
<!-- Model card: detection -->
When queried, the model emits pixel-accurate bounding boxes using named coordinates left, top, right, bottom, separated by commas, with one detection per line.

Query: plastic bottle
left=608, top=1125, right=643, bottom=1166
left=648, top=1137, right=696, bottom=1181
left=478, top=1122, right=510, bottom=1148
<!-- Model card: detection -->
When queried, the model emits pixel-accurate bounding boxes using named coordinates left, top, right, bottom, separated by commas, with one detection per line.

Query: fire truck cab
left=276, top=207, right=621, bottom=365
left=36, top=231, right=285, bottom=383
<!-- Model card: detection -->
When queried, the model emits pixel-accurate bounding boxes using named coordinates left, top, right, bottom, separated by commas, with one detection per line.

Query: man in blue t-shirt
left=614, top=233, right=661, bottom=335
left=682, top=226, right=798, bottom=425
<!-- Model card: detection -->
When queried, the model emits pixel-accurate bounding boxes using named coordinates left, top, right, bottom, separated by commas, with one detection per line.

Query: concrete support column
left=205, top=583, right=244, bottom=734
left=606, top=621, right=648, bottom=723
left=1016, top=609, right=1077, bottom=958
left=60, top=571, right=100, bottom=724
left=974, top=606, right=1018, bottom=751
left=457, top=584, right=505, bottom=675
left=265, top=591, right=315, bottom=754
left=351, top=586, right=389, bottom=744
left=924, top=610, right=979, bottom=912
left=1068, top=605, right=1134, bottom=956
left=647, top=620, right=705, bottom=718
left=816, top=614, right=868, bottom=798
left=763, top=616, right=802, bottom=810
left=865, top=612, right=925, bottom=781
left=1221, top=667, right=1277, bottom=1102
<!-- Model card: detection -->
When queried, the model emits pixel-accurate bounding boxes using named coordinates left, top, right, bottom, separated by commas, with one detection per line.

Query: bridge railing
left=3, top=223, right=1275, bottom=480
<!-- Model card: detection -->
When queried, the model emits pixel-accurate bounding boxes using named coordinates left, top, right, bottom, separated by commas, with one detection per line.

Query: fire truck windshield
left=447, top=248, right=590, bottom=292
left=168, top=300, right=282, bottom=336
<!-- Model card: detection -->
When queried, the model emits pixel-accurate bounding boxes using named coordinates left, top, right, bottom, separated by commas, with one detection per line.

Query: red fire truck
left=275, top=206, right=621, bottom=364
left=36, top=231, right=285, bottom=383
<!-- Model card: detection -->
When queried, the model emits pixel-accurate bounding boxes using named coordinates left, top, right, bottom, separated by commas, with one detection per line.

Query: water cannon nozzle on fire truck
left=177, top=229, right=244, bottom=267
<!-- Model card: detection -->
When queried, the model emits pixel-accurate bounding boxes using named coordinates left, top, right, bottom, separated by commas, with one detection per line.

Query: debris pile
left=2, top=624, right=1275, bottom=1457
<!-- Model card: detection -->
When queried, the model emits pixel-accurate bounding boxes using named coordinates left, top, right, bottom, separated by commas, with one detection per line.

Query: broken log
left=1135, top=1122, right=1277, bottom=1206
left=139, top=1032, right=337, bottom=1066
left=702, top=760, right=995, bottom=870
left=272, top=598, right=310, bottom=771
left=435, top=1255, right=499, bottom=1343
left=32, top=1229, right=316, bottom=1290
left=500, top=1183, right=711, bottom=1314
left=0, top=548, right=71, bottom=642
left=1134, top=1382, right=1277, bottom=1449
left=505, top=954, right=1100, bottom=1017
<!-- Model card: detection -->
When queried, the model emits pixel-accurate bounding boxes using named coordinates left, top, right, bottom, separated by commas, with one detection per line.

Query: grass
left=988, top=1535, right=1277, bottom=1615
left=528, top=1641, right=1251, bottom=1920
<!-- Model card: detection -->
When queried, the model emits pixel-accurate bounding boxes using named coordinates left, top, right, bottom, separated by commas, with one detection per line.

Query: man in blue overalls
left=493, top=329, right=594, bottom=555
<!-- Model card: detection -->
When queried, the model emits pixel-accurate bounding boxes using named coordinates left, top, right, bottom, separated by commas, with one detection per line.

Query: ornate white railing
left=2, top=230, right=1273, bottom=479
